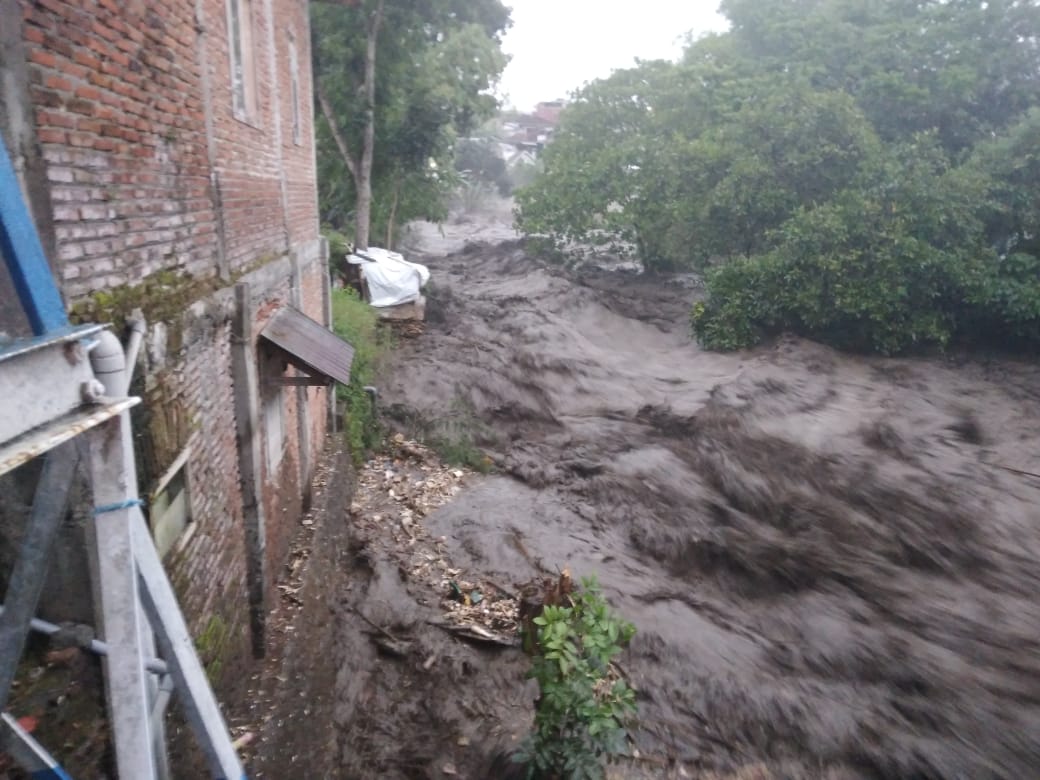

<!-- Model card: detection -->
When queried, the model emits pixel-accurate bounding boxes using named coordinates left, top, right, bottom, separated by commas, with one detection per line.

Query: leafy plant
left=693, top=137, right=997, bottom=354
left=331, top=287, right=392, bottom=462
left=518, top=577, right=637, bottom=780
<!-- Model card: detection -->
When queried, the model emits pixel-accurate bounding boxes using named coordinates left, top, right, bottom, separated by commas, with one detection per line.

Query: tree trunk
left=315, top=77, right=358, bottom=184
left=354, top=0, right=384, bottom=250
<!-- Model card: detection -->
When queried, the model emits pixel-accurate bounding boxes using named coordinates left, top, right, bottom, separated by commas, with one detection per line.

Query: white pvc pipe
left=123, top=311, right=146, bottom=394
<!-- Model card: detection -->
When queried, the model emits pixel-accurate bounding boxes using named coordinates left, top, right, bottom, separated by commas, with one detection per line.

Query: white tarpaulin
left=347, top=247, right=430, bottom=308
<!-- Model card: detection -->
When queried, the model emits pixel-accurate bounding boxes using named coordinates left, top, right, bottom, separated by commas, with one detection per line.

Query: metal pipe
left=0, top=442, right=80, bottom=712
left=89, top=329, right=125, bottom=388
left=0, top=606, right=167, bottom=675
left=1, top=711, right=73, bottom=779
left=123, top=309, right=147, bottom=394
left=149, top=674, right=175, bottom=733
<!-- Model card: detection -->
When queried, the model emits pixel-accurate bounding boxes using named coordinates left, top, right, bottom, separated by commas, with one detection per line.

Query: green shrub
left=323, top=227, right=353, bottom=282
left=518, top=577, right=637, bottom=780
left=694, top=138, right=1000, bottom=355
left=331, top=288, right=392, bottom=462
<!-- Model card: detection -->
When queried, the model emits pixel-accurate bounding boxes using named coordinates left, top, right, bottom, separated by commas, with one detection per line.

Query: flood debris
left=352, top=434, right=524, bottom=646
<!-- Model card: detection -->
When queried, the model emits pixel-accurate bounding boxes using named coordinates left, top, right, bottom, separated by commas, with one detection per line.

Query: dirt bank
left=373, top=233, right=1040, bottom=778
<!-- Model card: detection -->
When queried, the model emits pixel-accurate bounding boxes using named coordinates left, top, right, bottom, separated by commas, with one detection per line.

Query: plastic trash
left=347, top=247, right=430, bottom=307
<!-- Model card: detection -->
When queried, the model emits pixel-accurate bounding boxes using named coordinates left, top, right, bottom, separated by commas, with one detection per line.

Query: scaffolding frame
left=0, top=138, right=246, bottom=779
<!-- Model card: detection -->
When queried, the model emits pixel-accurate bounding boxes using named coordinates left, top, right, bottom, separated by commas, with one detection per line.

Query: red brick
left=38, top=110, right=77, bottom=129
left=29, top=49, right=57, bottom=68
left=65, top=97, right=95, bottom=116
left=31, top=89, right=64, bottom=108
left=91, top=20, right=120, bottom=43
left=66, top=132, right=95, bottom=147
left=43, top=74, right=72, bottom=91
left=33, top=0, right=64, bottom=15
left=87, top=71, right=113, bottom=89
left=91, top=137, right=118, bottom=152
left=72, top=50, right=101, bottom=71
left=74, top=84, right=102, bottom=101
left=23, top=26, right=45, bottom=44
left=57, top=60, right=88, bottom=80
left=37, top=128, right=67, bottom=144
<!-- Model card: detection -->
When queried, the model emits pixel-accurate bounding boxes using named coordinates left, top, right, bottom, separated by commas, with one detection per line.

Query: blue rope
left=93, top=498, right=144, bottom=516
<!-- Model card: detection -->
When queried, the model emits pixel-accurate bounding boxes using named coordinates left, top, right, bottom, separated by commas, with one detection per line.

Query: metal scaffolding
left=0, top=139, right=246, bottom=778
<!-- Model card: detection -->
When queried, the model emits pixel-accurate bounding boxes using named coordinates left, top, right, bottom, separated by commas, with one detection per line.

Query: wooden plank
left=268, top=375, right=329, bottom=387
left=0, top=397, right=137, bottom=476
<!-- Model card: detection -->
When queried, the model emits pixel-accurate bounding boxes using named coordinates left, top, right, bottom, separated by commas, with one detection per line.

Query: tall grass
left=331, top=287, right=391, bottom=463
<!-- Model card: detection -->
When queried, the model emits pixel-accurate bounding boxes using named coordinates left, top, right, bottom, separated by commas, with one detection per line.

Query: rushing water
left=378, top=229, right=1040, bottom=778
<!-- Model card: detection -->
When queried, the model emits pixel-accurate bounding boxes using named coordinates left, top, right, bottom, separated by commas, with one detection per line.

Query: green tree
left=454, top=136, right=510, bottom=195
left=693, top=136, right=995, bottom=353
left=517, top=0, right=1040, bottom=353
left=962, top=108, right=1040, bottom=343
left=312, top=0, right=509, bottom=248
left=517, top=64, right=879, bottom=269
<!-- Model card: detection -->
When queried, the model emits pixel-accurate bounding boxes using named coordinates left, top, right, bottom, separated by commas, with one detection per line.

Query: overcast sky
left=498, top=1, right=729, bottom=111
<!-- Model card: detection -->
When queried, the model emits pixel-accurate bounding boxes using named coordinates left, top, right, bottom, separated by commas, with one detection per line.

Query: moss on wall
left=194, top=613, right=231, bottom=684
left=68, top=269, right=220, bottom=354
left=68, top=253, right=285, bottom=352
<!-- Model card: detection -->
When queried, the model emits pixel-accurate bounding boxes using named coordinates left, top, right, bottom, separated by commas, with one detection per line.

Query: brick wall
left=21, top=0, right=218, bottom=293
left=19, top=0, right=319, bottom=293
left=8, top=0, right=326, bottom=678
left=255, top=253, right=328, bottom=600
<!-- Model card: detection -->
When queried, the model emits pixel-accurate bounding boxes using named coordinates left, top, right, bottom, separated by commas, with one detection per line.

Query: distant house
left=1, top=0, right=342, bottom=677
left=534, top=100, right=565, bottom=125
left=509, top=148, right=539, bottom=170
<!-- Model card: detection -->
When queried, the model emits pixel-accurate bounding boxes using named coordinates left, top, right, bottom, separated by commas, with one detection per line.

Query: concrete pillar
left=230, top=283, right=268, bottom=657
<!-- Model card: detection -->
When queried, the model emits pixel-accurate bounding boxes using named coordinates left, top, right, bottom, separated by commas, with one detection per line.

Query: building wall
left=21, top=0, right=217, bottom=291
left=5, top=0, right=326, bottom=676
left=534, top=100, right=563, bottom=125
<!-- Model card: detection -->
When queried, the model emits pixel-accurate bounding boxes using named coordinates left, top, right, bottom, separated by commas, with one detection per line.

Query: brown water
left=379, top=227, right=1040, bottom=778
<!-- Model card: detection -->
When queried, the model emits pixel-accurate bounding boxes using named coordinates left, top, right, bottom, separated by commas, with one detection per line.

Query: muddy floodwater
left=365, top=211, right=1040, bottom=778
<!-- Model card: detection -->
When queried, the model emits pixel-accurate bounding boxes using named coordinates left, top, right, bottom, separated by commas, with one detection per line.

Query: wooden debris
left=429, top=619, right=517, bottom=648
left=352, top=435, right=527, bottom=644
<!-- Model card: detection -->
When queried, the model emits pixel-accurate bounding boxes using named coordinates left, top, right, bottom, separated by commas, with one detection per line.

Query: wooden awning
left=258, top=306, right=354, bottom=386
